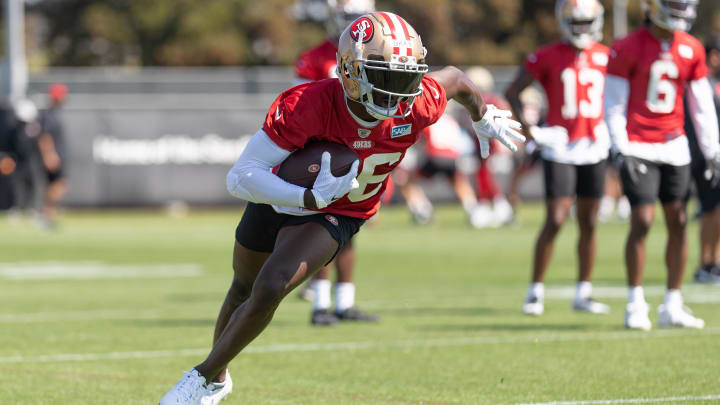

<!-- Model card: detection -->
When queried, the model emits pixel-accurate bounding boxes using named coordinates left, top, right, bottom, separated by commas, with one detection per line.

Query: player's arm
left=37, top=133, right=61, bottom=172
left=504, top=67, right=534, bottom=138
left=603, top=74, right=630, bottom=155
left=226, top=130, right=358, bottom=210
left=687, top=77, right=720, bottom=160
left=428, top=66, right=525, bottom=158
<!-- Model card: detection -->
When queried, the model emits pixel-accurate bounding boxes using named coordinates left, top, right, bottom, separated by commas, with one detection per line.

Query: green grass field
left=1, top=204, right=719, bottom=405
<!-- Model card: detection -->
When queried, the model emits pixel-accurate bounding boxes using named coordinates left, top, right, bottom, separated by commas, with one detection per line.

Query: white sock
left=311, top=279, right=331, bottom=310
left=628, top=286, right=645, bottom=304
left=334, top=282, right=355, bottom=313
left=493, top=196, right=512, bottom=212
left=575, top=281, right=592, bottom=301
left=528, top=282, right=544, bottom=300
left=664, top=289, right=683, bottom=307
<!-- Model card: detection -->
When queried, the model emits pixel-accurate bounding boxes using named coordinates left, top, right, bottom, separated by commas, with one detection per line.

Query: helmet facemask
left=645, top=0, right=698, bottom=32
left=556, top=0, right=604, bottom=50
left=340, top=53, right=428, bottom=120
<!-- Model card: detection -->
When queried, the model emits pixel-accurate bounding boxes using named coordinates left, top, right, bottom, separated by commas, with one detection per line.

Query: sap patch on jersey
left=391, top=124, right=412, bottom=138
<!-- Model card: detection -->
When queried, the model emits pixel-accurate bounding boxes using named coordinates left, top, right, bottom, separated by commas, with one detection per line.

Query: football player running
left=506, top=0, right=611, bottom=316
left=605, top=0, right=718, bottom=330
left=158, top=12, right=524, bottom=405
left=295, top=0, right=380, bottom=326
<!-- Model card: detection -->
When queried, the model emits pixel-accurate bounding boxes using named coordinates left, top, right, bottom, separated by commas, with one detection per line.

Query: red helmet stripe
left=378, top=12, right=397, bottom=40
left=397, top=16, right=412, bottom=40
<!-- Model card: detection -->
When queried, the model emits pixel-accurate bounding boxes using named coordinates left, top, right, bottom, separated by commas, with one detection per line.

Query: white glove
left=310, top=152, right=360, bottom=209
left=472, top=104, right=525, bottom=159
left=529, top=125, right=569, bottom=149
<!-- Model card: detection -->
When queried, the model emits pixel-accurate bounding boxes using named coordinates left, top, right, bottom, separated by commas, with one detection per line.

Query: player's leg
left=620, top=159, right=659, bottom=330
left=209, top=242, right=270, bottom=383
left=43, top=174, right=66, bottom=224
left=332, top=237, right=379, bottom=322
left=692, top=160, right=720, bottom=283
left=572, top=161, right=609, bottom=314
left=656, top=164, right=703, bottom=328
left=309, top=265, right=336, bottom=325
left=194, top=221, right=339, bottom=382
left=524, top=160, right=574, bottom=315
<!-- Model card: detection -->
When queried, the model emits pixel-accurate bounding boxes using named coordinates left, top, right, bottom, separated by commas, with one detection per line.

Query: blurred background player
left=7, top=98, right=43, bottom=224
left=392, top=112, right=481, bottom=226
left=0, top=104, right=23, bottom=211
left=462, top=66, right=515, bottom=227
left=294, top=0, right=380, bottom=325
left=506, top=86, right=545, bottom=217
left=597, top=160, right=631, bottom=222
left=686, top=33, right=720, bottom=283
left=506, top=0, right=610, bottom=315
left=37, top=83, right=69, bottom=227
left=605, top=0, right=717, bottom=330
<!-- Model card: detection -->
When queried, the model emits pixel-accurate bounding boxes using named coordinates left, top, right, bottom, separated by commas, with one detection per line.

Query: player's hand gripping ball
left=277, top=141, right=360, bottom=208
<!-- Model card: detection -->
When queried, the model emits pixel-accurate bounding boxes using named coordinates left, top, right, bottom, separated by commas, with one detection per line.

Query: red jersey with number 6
left=525, top=41, right=610, bottom=143
left=607, top=27, right=707, bottom=144
left=263, top=76, right=447, bottom=219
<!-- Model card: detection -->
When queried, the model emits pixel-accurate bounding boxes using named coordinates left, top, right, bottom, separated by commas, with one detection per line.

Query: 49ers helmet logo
left=350, top=17, right=374, bottom=43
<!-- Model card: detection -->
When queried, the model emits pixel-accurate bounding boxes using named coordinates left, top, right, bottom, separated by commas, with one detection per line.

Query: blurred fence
left=27, top=66, right=543, bottom=207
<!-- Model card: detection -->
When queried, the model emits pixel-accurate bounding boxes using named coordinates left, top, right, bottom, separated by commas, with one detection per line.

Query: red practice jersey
left=607, top=27, right=707, bottom=143
left=422, top=114, right=465, bottom=160
left=264, top=77, right=447, bottom=219
left=526, top=41, right=610, bottom=143
left=295, top=40, right=339, bottom=82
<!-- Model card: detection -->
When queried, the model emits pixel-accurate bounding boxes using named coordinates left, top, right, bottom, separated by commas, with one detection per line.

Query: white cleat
left=201, top=371, right=233, bottom=405
left=624, top=301, right=651, bottom=331
left=522, top=296, right=544, bottom=316
left=658, top=304, right=705, bottom=329
left=572, top=298, right=610, bottom=314
left=160, top=369, right=207, bottom=405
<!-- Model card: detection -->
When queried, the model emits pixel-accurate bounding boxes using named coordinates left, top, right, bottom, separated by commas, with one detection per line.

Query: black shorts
left=620, top=159, right=690, bottom=206
left=418, top=157, right=456, bottom=178
left=235, top=203, right=365, bottom=262
left=691, top=158, right=720, bottom=213
left=542, top=159, right=607, bottom=199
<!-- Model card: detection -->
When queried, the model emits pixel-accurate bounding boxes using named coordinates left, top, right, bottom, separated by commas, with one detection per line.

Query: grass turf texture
left=0, top=204, right=718, bottom=405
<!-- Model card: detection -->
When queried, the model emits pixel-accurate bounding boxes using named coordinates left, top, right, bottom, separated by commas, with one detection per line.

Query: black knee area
left=578, top=215, right=597, bottom=235
left=666, top=213, right=687, bottom=234
left=249, top=276, right=288, bottom=308
left=543, top=215, right=564, bottom=237
left=229, top=277, right=252, bottom=303
left=630, top=219, right=652, bottom=239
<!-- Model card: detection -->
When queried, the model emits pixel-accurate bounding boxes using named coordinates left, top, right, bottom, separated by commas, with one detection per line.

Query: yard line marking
left=0, top=309, right=165, bottom=323
left=515, top=394, right=720, bottom=404
left=1, top=328, right=717, bottom=364
left=0, top=261, right=203, bottom=280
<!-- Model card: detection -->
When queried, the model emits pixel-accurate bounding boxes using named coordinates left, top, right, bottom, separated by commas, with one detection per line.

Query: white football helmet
left=556, top=0, right=604, bottom=49
left=327, top=0, right=375, bottom=40
left=642, top=0, right=698, bottom=32
left=336, top=12, right=428, bottom=120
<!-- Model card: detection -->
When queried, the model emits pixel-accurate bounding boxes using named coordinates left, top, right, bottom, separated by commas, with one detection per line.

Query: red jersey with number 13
left=525, top=41, right=610, bottom=142
left=263, top=76, right=447, bottom=219
left=607, top=27, right=707, bottom=143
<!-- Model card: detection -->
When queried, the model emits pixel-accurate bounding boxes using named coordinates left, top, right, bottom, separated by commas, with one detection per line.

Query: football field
left=1, top=204, right=719, bottom=405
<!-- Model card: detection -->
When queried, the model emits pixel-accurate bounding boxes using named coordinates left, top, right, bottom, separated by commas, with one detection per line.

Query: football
left=276, top=141, right=360, bottom=188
